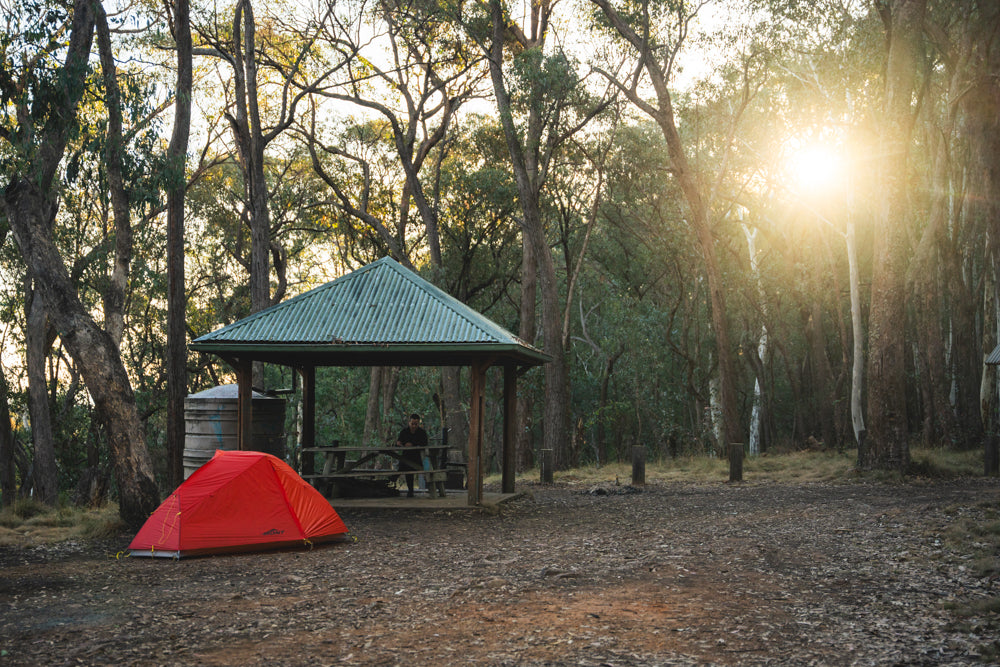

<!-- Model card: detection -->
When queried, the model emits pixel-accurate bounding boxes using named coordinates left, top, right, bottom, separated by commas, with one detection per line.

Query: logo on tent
left=263, top=528, right=285, bottom=536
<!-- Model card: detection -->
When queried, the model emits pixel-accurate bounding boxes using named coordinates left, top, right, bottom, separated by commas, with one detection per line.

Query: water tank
left=183, top=385, right=287, bottom=479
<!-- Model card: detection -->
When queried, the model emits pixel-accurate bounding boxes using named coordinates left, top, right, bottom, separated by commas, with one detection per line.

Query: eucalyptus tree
left=302, top=0, right=486, bottom=268
left=164, top=0, right=194, bottom=488
left=863, top=0, right=926, bottom=470
left=587, top=119, right=713, bottom=457
left=455, top=0, right=615, bottom=468
left=191, top=0, right=328, bottom=393
left=586, top=0, right=775, bottom=453
left=911, top=0, right=1000, bottom=448
left=0, top=363, right=15, bottom=504
left=0, top=0, right=159, bottom=524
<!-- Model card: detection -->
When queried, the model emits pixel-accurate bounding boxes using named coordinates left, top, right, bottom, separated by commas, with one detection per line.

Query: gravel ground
left=1, top=477, right=999, bottom=666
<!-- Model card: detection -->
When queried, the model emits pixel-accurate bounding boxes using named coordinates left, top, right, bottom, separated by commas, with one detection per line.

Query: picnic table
left=301, top=443, right=451, bottom=498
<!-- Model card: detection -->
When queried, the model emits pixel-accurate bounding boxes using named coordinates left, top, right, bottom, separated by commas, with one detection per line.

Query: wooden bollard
left=631, top=446, right=646, bottom=486
left=986, top=436, right=1000, bottom=477
left=729, top=443, right=743, bottom=482
left=540, top=448, right=554, bottom=484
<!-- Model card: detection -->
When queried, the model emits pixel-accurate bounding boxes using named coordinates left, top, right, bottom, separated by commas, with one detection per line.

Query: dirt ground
left=2, top=477, right=999, bottom=666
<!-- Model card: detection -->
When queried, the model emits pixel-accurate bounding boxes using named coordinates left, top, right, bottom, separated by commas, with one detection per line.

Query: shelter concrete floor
left=327, top=490, right=520, bottom=510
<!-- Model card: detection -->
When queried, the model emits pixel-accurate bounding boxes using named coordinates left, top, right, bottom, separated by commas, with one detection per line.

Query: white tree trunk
left=847, top=214, right=866, bottom=445
left=743, top=221, right=767, bottom=457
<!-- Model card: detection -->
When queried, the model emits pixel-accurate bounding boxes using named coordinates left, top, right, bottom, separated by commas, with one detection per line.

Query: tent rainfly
left=130, top=450, right=349, bottom=558
left=189, top=257, right=551, bottom=505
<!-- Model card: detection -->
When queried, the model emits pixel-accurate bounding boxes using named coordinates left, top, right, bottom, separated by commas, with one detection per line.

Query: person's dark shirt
left=397, top=426, right=428, bottom=449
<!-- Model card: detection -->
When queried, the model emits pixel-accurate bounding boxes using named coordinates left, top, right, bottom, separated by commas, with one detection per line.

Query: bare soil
left=2, top=478, right=999, bottom=666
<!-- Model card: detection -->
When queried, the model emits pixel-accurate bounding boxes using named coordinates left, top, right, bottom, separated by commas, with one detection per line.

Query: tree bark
left=516, top=235, right=537, bottom=471
left=864, top=0, right=926, bottom=471
left=25, top=289, right=58, bottom=504
left=230, top=0, right=270, bottom=387
left=165, top=0, right=193, bottom=489
left=0, top=364, right=16, bottom=506
left=363, top=367, right=383, bottom=448
left=94, top=2, right=131, bottom=349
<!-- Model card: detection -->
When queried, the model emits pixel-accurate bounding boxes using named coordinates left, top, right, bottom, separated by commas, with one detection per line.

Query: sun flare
left=787, top=142, right=844, bottom=195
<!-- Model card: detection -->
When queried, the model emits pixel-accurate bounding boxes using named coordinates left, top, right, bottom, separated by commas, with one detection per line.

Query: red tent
left=130, top=450, right=349, bottom=558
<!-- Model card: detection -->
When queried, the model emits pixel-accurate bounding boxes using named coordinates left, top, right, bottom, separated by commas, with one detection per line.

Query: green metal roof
left=190, top=257, right=550, bottom=368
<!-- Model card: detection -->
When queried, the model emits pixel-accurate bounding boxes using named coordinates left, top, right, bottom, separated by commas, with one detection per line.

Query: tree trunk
left=806, top=301, right=838, bottom=449
left=516, top=234, right=537, bottom=471
left=363, top=367, right=383, bottom=447
left=165, top=0, right=193, bottom=490
left=94, top=3, right=131, bottom=349
left=864, top=0, right=926, bottom=471
left=6, top=180, right=160, bottom=527
left=961, top=5, right=1000, bottom=446
left=25, top=289, right=58, bottom=504
left=230, top=0, right=270, bottom=386
left=440, top=367, right=468, bottom=460
left=588, top=0, right=742, bottom=450
left=0, top=364, right=16, bottom=506
left=846, top=215, right=866, bottom=447
left=487, top=0, right=571, bottom=467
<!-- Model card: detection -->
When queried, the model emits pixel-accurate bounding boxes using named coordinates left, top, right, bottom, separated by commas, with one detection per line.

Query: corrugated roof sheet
left=191, top=257, right=543, bottom=356
left=987, top=344, right=1000, bottom=365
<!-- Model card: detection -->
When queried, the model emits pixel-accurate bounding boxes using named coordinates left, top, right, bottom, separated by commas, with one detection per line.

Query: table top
left=302, top=444, right=449, bottom=453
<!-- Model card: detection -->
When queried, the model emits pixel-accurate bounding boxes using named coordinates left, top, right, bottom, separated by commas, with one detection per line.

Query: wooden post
left=299, top=366, right=316, bottom=477
left=236, top=359, right=253, bottom=451
left=540, top=448, right=554, bottom=484
left=986, top=435, right=1000, bottom=477
left=631, top=446, right=645, bottom=486
left=326, top=439, right=341, bottom=497
left=502, top=362, right=516, bottom=494
left=467, top=361, right=487, bottom=505
left=729, top=443, right=744, bottom=482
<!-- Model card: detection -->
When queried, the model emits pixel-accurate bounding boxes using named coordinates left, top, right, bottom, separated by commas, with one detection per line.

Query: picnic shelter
left=189, top=256, right=551, bottom=505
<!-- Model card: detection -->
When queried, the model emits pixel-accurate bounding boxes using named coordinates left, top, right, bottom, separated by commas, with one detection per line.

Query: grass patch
left=490, top=449, right=861, bottom=487
left=0, top=502, right=124, bottom=547
left=907, top=447, right=983, bottom=479
left=491, top=446, right=990, bottom=488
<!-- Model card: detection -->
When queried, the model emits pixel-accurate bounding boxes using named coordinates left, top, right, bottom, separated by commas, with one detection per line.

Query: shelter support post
left=502, top=362, right=516, bottom=494
left=467, top=361, right=488, bottom=505
left=299, top=366, right=316, bottom=477
left=236, top=359, right=252, bottom=451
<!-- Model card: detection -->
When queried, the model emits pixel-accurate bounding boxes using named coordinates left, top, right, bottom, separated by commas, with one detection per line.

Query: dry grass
left=491, top=448, right=860, bottom=487
left=491, top=446, right=988, bottom=488
left=0, top=500, right=124, bottom=547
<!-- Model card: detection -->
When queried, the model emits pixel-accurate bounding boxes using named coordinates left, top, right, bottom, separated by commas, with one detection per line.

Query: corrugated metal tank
left=183, top=385, right=287, bottom=479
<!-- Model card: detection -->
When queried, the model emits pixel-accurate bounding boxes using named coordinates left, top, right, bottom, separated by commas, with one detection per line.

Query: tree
left=165, top=0, right=193, bottom=489
left=863, top=0, right=926, bottom=471
left=194, top=0, right=323, bottom=384
left=0, top=362, right=15, bottom=505
left=0, top=0, right=160, bottom=526
left=588, top=0, right=748, bottom=452
left=474, top=0, right=612, bottom=467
